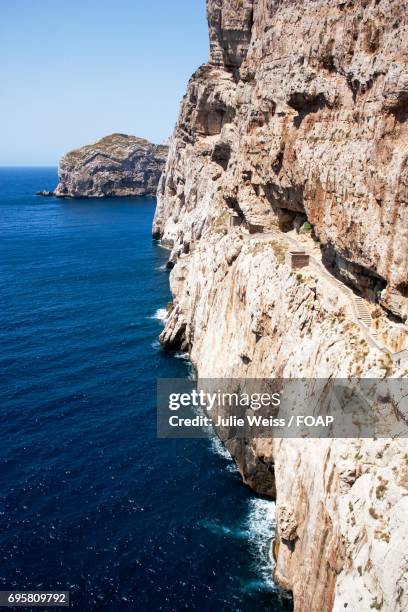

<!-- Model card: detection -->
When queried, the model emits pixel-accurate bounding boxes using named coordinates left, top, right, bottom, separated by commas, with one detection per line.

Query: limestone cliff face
left=54, top=134, right=168, bottom=198
left=154, top=0, right=407, bottom=319
left=153, top=1, right=408, bottom=611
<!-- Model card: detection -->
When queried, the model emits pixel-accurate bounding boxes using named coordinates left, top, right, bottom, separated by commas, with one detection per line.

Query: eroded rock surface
left=153, top=1, right=408, bottom=610
left=54, top=133, right=168, bottom=198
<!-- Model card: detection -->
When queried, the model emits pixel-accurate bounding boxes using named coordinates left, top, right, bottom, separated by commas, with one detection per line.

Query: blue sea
left=0, top=168, right=290, bottom=611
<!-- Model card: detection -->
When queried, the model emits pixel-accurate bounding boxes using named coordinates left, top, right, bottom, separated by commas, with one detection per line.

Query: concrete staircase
left=353, top=296, right=383, bottom=344
left=354, top=297, right=372, bottom=327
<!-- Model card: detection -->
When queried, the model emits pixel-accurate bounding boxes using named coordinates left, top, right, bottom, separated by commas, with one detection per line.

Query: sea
left=0, top=168, right=290, bottom=611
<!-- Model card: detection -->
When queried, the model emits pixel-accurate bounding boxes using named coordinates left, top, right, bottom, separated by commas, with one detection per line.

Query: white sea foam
left=226, top=463, right=239, bottom=473
left=149, top=308, right=168, bottom=324
left=206, top=432, right=279, bottom=593
left=246, top=497, right=278, bottom=591
left=174, top=351, right=189, bottom=360
left=175, top=350, right=195, bottom=378
left=151, top=339, right=161, bottom=350
left=209, top=436, right=233, bottom=462
left=155, top=264, right=167, bottom=271
left=208, top=436, right=239, bottom=472
left=204, top=436, right=279, bottom=593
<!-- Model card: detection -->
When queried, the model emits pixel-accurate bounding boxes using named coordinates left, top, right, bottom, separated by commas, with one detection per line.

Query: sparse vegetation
left=396, top=587, right=403, bottom=605
left=300, top=221, right=313, bottom=234
left=251, top=242, right=270, bottom=256
left=336, top=308, right=346, bottom=323
left=380, top=353, right=393, bottom=377
left=374, top=529, right=390, bottom=543
left=376, top=481, right=388, bottom=500
left=212, top=211, right=229, bottom=235
left=270, top=239, right=286, bottom=264
left=369, top=507, right=380, bottom=520
left=370, top=597, right=383, bottom=610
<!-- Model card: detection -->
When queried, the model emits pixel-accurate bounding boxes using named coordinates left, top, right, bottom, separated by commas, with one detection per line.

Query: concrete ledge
left=286, top=250, right=310, bottom=270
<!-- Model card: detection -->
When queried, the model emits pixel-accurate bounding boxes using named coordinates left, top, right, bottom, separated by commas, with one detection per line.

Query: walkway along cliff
left=153, top=1, right=408, bottom=610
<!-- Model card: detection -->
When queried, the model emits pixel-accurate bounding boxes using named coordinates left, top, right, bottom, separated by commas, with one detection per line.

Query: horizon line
left=0, top=165, right=58, bottom=168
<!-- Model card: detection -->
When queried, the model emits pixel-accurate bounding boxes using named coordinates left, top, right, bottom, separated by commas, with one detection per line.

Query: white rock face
left=153, top=1, right=408, bottom=610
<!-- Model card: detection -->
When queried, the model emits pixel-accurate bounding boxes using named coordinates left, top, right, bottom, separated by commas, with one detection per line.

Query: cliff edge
left=154, top=0, right=408, bottom=611
left=52, top=133, right=168, bottom=198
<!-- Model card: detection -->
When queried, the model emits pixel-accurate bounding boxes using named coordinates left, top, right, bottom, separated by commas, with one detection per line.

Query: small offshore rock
left=36, top=190, right=54, bottom=197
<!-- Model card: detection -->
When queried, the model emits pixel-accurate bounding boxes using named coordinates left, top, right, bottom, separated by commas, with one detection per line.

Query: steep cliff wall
left=153, top=1, right=408, bottom=610
left=54, top=133, right=168, bottom=198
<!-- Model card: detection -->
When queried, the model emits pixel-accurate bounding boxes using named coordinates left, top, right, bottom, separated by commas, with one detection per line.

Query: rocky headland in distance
left=37, top=133, right=168, bottom=198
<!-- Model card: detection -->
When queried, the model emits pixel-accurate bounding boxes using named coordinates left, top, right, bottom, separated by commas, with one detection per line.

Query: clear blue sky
left=0, top=0, right=209, bottom=166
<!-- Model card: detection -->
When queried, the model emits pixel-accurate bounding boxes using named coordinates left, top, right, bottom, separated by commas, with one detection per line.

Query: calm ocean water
left=0, top=168, right=289, bottom=611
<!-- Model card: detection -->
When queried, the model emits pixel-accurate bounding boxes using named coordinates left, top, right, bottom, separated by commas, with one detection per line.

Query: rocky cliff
left=153, top=1, right=408, bottom=611
left=53, top=133, right=168, bottom=198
